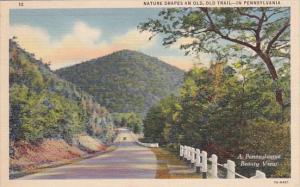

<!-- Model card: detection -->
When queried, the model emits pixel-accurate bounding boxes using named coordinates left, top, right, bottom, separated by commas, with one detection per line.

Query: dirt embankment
left=10, top=135, right=107, bottom=177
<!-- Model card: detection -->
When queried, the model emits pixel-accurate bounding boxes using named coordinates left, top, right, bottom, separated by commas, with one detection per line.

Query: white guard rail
left=130, top=132, right=159, bottom=148
left=136, top=141, right=159, bottom=148
left=179, top=144, right=266, bottom=179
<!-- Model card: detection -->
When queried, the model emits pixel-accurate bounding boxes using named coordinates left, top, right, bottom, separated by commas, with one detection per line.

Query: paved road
left=19, top=128, right=157, bottom=179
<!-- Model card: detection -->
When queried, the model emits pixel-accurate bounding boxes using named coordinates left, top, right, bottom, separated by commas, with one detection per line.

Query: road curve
left=19, top=128, right=157, bottom=179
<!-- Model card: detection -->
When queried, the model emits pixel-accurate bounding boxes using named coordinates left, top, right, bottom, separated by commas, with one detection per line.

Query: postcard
left=0, top=0, right=299, bottom=187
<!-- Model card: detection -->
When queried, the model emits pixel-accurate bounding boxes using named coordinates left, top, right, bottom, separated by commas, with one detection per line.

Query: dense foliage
left=143, top=62, right=290, bottom=178
left=56, top=50, right=184, bottom=116
left=140, top=8, right=290, bottom=178
left=9, top=40, right=115, bottom=145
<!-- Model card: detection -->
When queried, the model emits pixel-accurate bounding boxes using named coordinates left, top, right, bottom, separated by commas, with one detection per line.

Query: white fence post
left=195, top=149, right=201, bottom=173
left=209, top=154, right=218, bottom=178
left=251, top=170, right=266, bottom=179
left=190, top=147, right=196, bottom=167
left=183, top=145, right=187, bottom=161
left=225, top=160, right=236, bottom=179
left=180, top=145, right=183, bottom=159
left=186, top=146, right=190, bottom=162
left=187, top=146, right=191, bottom=162
left=201, top=151, right=208, bottom=178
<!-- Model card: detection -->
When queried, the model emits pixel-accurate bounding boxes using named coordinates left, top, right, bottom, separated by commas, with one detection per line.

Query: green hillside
left=56, top=50, right=184, bottom=116
left=9, top=39, right=115, bottom=145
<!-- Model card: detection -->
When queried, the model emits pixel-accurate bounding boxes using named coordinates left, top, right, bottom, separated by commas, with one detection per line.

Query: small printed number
left=274, top=180, right=289, bottom=184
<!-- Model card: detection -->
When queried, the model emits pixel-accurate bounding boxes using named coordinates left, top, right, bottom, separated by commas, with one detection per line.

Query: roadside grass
left=150, top=147, right=201, bottom=179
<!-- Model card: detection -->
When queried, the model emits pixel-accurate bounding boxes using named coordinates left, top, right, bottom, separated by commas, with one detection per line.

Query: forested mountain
left=56, top=50, right=184, bottom=116
left=9, top=39, right=115, bottom=145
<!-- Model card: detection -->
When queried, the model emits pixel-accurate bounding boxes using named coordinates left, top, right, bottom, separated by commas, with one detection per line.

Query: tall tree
left=139, top=7, right=290, bottom=107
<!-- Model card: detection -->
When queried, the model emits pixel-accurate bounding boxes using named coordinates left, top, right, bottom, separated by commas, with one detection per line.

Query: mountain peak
left=104, top=49, right=152, bottom=59
left=114, top=49, right=138, bottom=54
left=56, top=51, right=184, bottom=116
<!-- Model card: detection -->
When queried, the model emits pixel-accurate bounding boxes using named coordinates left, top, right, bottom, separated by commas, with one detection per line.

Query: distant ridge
left=56, top=49, right=184, bottom=116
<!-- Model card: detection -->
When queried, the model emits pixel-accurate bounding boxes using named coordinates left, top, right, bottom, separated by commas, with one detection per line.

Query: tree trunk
left=257, top=51, right=283, bottom=107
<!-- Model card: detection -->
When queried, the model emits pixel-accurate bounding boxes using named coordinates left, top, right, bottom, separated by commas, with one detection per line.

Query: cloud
left=10, top=25, right=52, bottom=59
left=59, top=22, right=102, bottom=48
left=10, top=22, right=157, bottom=69
left=169, top=37, right=199, bottom=50
left=112, top=29, right=156, bottom=50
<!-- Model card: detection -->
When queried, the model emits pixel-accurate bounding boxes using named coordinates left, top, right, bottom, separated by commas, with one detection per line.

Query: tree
left=139, top=7, right=290, bottom=107
left=142, top=63, right=290, bottom=177
left=111, top=113, right=143, bottom=133
left=159, top=95, right=182, bottom=145
left=9, top=40, right=109, bottom=145
left=143, top=105, right=166, bottom=144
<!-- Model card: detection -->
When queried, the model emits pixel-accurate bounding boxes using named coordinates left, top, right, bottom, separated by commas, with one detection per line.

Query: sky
left=10, top=8, right=208, bottom=70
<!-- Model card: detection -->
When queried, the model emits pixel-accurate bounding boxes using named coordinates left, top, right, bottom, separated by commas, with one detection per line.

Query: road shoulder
left=150, top=147, right=202, bottom=179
